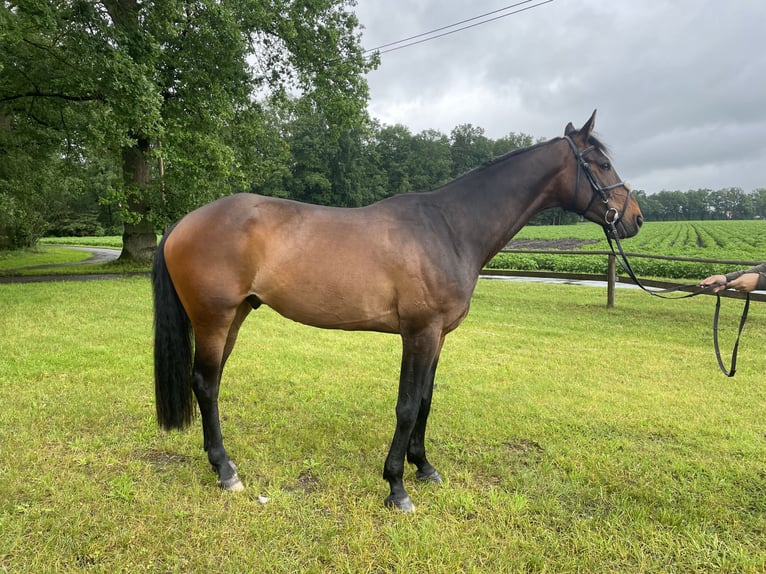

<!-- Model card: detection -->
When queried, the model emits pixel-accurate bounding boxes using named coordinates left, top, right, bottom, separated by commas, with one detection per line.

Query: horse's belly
left=254, top=271, right=401, bottom=332
left=265, top=295, right=400, bottom=332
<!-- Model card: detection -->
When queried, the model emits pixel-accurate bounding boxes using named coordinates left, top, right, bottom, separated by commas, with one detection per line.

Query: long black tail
left=152, top=226, right=195, bottom=430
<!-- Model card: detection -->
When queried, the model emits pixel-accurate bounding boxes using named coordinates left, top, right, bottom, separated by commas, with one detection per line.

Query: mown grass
left=0, top=246, right=92, bottom=271
left=0, top=244, right=148, bottom=277
left=40, top=236, right=125, bottom=249
left=1, top=277, right=765, bottom=572
left=0, top=257, right=148, bottom=277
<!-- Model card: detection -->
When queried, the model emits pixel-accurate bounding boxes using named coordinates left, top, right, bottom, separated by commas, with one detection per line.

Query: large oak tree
left=0, top=0, right=374, bottom=259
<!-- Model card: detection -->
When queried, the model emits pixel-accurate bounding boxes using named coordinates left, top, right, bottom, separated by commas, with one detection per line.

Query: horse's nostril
left=636, top=215, right=644, bottom=228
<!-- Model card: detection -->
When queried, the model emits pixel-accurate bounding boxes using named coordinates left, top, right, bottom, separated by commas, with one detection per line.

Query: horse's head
left=561, top=111, right=643, bottom=239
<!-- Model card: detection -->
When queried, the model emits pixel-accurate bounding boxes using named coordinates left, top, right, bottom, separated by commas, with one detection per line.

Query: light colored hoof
left=416, top=469, right=443, bottom=484
left=385, top=495, right=416, bottom=513
left=219, top=474, right=245, bottom=492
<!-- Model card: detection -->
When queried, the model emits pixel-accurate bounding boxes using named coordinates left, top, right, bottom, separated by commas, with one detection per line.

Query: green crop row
left=485, top=252, right=744, bottom=280
left=490, top=220, right=765, bottom=280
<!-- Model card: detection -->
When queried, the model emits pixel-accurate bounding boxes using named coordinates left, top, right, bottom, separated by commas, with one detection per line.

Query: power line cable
left=364, top=0, right=554, bottom=56
left=365, top=0, right=538, bottom=53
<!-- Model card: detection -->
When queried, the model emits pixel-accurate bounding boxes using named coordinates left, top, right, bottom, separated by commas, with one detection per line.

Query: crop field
left=489, top=220, right=766, bottom=279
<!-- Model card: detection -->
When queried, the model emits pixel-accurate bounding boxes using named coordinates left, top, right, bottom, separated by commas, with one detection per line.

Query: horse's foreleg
left=406, top=333, right=445, bottom=485
left=383, top=329, right=443, bottom=512
left=407, top=367, right=443, bottom=485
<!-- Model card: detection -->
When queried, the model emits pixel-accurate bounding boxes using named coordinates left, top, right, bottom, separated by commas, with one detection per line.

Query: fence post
left=607, top=253, right=616, bottom=308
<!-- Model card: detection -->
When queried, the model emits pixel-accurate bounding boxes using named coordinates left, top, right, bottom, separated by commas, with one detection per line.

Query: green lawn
left=1, top=277, right=764, bottom=572
left=0, top=246, right=92, bottom=271
left=40, top=236, right=126, bottom=249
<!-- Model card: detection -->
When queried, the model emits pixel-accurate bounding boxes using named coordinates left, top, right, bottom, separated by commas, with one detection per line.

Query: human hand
left=699, top=274, right=728, bottom=293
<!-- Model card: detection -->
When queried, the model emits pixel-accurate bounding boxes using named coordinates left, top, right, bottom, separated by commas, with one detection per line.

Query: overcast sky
left=354, top=0, right=766, bottom=194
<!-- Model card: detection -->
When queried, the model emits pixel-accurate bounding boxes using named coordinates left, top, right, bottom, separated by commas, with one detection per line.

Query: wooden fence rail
left=483, top=250, right=765, bottom=307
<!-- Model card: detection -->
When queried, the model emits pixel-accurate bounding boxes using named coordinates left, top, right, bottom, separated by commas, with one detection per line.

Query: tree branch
left=0, top=92, right=103, bottom=104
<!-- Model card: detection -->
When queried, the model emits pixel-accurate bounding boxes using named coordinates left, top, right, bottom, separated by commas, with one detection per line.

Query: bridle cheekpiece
left=563, top=135, right=630, bottom=232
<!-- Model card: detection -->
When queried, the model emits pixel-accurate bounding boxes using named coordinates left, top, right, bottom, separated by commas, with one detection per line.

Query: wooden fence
left=483, top=250, right=765, bottom=307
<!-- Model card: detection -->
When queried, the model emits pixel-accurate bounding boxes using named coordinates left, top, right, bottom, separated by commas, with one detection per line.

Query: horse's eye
left=601, top=162, right=611, bottom=171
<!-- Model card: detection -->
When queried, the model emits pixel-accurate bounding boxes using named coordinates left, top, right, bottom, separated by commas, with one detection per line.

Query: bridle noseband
left=564, top=135, right=631, bottom=232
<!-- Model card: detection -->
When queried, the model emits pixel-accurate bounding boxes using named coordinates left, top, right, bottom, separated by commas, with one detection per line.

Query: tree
left=752, top=189, right=766, bottom=219
left=329, top=126, right=387, bottom=207
left=1, top=0, right=374, bottom=260
left=492, top=131, right=535, bottom=157
left=276, top=98, right=387, bottom=207
left=449, top=124, right=493, bottom=177
left=685, top=189, right=713, bottom=220
left=375, top=124, right=416, bottom=195
left=409, top=129, right=451, bottom=191
left=371, top=124, right=452, bottom=197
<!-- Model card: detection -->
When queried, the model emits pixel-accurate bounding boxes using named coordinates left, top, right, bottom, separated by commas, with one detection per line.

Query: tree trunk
left=121, top=216, right=157, bottom=262
left=101, top=0, right=157, bottom=263
left=119, top=136, right=157, bottom=262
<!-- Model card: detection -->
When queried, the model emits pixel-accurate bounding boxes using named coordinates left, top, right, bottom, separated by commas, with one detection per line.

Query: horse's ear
left=578, top=110, right=597, bottom=140
left=564, top=122, right=576, bottom=136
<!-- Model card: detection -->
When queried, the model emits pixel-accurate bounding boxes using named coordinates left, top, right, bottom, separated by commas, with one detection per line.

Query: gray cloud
left=356, top=0, right=766, bottom=193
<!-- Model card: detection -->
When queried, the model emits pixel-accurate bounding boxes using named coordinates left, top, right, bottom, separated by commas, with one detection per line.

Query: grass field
left=40, top=236, right=126, bottom=249
left=1, top=277, right=765, bottom=572
left=0, top=247, right=92, bottom=271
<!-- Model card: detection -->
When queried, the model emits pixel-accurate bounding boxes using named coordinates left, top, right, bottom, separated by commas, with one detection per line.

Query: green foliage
left=1, top=0, right=375, bottom=254
left=625, top=220, right=766, bottom=260
left=635, top=188, right=766, bottom=221
left=450, top=124, right=494, bottom=177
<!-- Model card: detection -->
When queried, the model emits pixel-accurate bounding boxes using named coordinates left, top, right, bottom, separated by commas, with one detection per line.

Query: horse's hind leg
left=191, top=304, right=251, bottom=491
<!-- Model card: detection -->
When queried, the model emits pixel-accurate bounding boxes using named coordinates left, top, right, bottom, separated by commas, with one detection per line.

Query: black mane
left=470, top=132, right=611, bottom=178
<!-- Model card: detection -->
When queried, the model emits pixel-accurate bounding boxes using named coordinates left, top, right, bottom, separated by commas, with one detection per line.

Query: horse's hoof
left=384, top=495, right=416, bottom=513
left=416, top=469, right=443, bottom=484
left=219, top=474, right=245, bottom=492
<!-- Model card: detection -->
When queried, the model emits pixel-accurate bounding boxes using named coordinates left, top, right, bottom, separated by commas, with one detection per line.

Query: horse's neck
left=438, top=140, right=564, bottom=269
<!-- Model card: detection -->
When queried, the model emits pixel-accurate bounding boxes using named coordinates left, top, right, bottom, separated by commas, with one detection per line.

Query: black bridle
left=564, top=135, right=631, bottom=234
left=565, top=135, right=750, bottom=377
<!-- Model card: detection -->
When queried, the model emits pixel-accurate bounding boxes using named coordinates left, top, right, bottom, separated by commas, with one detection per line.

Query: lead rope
left=713, top=290, right=750, bottom=377
left=604, top=221, right=750, bottom=377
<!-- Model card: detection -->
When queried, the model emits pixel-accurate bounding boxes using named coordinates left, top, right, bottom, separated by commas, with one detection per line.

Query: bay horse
left=152, top=111, right=643, bottom=512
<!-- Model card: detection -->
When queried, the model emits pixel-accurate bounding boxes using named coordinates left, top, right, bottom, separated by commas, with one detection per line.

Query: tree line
left=633, top=188, right=766, bottom=222
left=2, top=2, right=763, bottom=258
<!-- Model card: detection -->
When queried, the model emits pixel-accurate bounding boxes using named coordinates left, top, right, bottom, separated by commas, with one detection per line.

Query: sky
left=354, top=0, right=766, bottom=195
